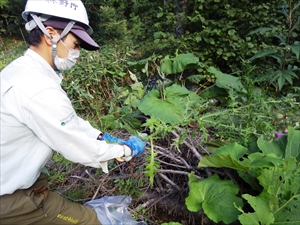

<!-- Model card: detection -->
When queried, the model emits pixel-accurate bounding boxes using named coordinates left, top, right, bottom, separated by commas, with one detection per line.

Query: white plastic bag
left=84, top=195, right=147, bottom=225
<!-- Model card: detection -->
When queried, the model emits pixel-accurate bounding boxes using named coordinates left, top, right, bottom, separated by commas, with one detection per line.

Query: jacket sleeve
left=77, top=116, right=102, bottom=139
left=24, top=87, right=124, bottom=170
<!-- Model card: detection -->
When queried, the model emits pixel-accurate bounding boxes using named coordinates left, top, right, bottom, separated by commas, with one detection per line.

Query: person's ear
left=44, top=27, right=59, bottom=46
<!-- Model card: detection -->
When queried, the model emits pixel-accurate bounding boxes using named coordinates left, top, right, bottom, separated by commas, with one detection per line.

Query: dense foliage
left=2, top=0, right=300, bottom=77
left=1, top=0, right=300, bottom=224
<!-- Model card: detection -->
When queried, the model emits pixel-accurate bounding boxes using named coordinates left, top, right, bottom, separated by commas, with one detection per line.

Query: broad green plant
left=248, top=0, right=300, bottom=91
left=131, top=52, right=299, bottom=147
left=186, top=126, right=300, bottom=224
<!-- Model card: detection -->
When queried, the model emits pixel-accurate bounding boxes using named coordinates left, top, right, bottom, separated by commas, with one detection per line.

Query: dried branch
left=85, top=169, right=97, bottom=183
left=70, top=175, right=90, bottom=182
left=154, top=144, right=192, bottom=169
left=156, top=158, right=188, bottom=169
left=157, top=169, right=203, bottom=180
left=171, top=130, right=202, bottom=159
left=158, top=173, right=181, bottom=191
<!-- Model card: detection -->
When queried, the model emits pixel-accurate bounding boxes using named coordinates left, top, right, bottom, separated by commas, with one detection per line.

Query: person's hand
left=123, top=136, right=146, bottom=157
left=98, top=132, right=123, bottom=144
left=117, top=134, right=147, bottom=162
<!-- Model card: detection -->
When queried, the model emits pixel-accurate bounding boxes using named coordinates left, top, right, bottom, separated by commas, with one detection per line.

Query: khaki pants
left=0, top=174, right=101, bottom=225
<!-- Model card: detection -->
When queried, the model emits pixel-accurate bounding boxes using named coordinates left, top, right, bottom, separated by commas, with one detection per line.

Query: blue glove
left=99, top=133, right=147, bottom=162
left=97, top=132, right=123, bottom=144
left=120, top=135, right=146, bottom=158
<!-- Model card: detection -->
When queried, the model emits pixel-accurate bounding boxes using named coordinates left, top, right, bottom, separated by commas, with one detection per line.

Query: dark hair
left=28, top=26, right=63, bottom=47
left=28, top=29, right=44, bottom=47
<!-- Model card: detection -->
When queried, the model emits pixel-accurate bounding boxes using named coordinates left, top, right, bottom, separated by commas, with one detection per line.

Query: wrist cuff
left=97, top=132, right=104, bottom=140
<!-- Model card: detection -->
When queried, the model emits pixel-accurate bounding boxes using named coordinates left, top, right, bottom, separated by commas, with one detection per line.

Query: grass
left=0, top=36, right=27, bottom=71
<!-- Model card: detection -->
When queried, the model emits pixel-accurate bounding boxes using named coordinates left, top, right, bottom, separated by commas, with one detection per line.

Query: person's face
left=55, top=31, right=81, bottom=59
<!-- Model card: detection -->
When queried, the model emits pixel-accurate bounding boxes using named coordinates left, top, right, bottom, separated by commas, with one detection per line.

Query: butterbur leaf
left=186, top=74, right=205, bottom=84
left=258, top=158, right=300, bottom=213
left=238, top=194, right=274, bottom=225
left=242, top=152, right=283, bottom=167
left=138, top=84, right=202, bottom=124
left=237, top=169, right=261, bottom=191
left=186, top=174, right=242, bottom=224
left=211, top=142, right=247, bottom=160
left=208, top=67, right=247, bottom=93
left=160, top=56, right=173, bottom=75
left=164, top=83, right=191, bottom=97
left=172, top=53, right=199, bottom=73
left=161, top=53, right=199, bottom=75
left=257, top=137, right=284, bottom=157
left=198, top=154, right=249, bottom=172
left=274, top=197, right=300, bottom=225
left=138, top=89, right=183, bottom=124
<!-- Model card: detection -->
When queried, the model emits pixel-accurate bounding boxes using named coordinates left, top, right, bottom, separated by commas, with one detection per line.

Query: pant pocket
left=0, top=186, right=48, bottom=219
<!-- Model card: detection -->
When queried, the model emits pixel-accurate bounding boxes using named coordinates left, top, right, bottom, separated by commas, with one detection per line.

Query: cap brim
left=43, top=19, right=99, bottom=51
left=70, top=27, right=99, bottom=51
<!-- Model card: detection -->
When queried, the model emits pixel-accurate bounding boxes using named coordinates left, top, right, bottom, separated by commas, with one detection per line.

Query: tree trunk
left=174, top=0, right=187, bottom=38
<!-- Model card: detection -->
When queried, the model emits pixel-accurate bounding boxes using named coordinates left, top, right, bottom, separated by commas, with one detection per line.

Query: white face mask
left=54, top=39, right=80, bottom=71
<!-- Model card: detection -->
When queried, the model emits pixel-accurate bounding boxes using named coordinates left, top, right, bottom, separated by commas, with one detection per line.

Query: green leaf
left=157, top=12, right=164, bottom=18
left=144, top=138, right=160, bottom=186
left=258, top=158, right=300, bottom=214
left=199, top=86, right=228, bottom=99
left=249, top=48, right=277, bottom=61
left=200, top=142, right=283, bottom=174
left=161, top=53, right=199, bottom=75
left=257, top=137, right=284, bottom=157
left=186, top=74, right=205, bottom=84
left=228, top=29, right=236, bottom=36
left=282, top=70, right=298, bottom=85
left=211, top=142, right=247, bottom=160
left=160, top=56, right=173, bottom=75
left=238, top=194, right=274, bottom=225
left=99, top=114, right=119, bottom=130
left=41, top=167, right=50, bottom=176
left=198, top=154, right=249, bottom=172
left=237, top=169, right=261, bottom=191
left=285, top=126, right=300, bottom=161
left=208, top=67, right=247, bottom=93
left=274, top=197, right=300, bottom=225
left=290, top=42, right=300, bottom=59
left=172, top=53, right=199, bottom=72
left=276, top=71, right=285, bottom=90
left=121, top=114, right=142, bottom=130
left=186, top=174, right=242, bottom=224
left=242, top=152, right=283, bottom=167
left=138, top=84, right=202, bottom=124
left=248, top=27, right=273, bottom=35
left=274, top=135, right=288, bottom=154
left=139, top=89, right=183, bottom=124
